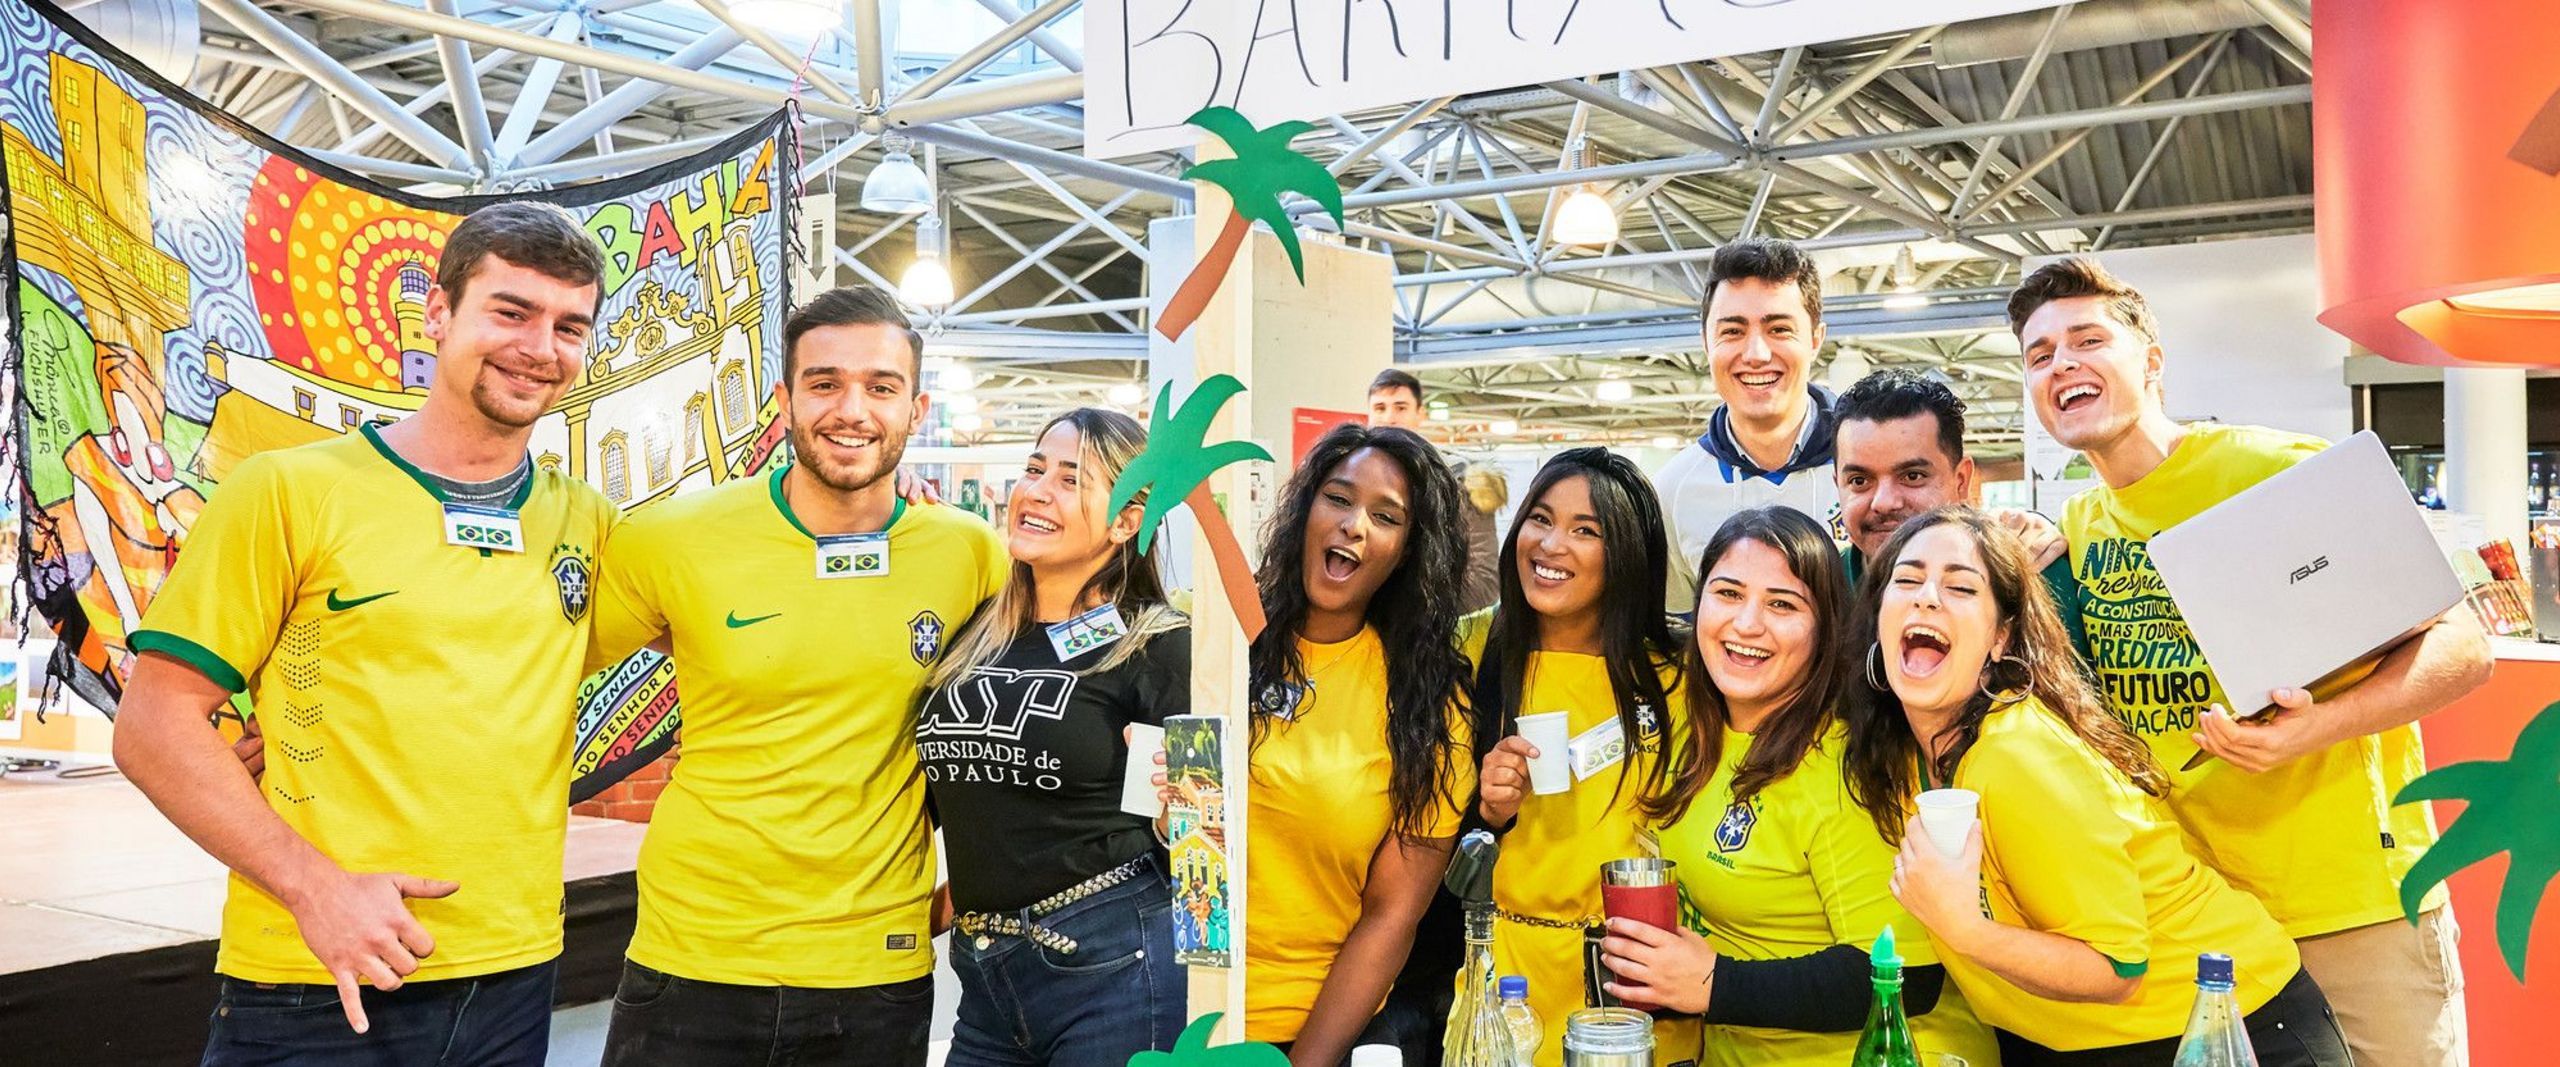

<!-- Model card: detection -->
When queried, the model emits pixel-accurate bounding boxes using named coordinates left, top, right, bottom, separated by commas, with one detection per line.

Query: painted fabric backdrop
left=0, top=0, right=795, bottom=800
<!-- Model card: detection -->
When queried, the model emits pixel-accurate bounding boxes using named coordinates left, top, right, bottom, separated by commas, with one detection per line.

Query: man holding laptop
left=2011, top=257, right=2490, bottom=1066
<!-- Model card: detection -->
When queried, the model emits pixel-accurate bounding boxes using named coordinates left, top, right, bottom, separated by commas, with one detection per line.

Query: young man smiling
left=1652, top=238, right=1844, bottom=614
left=2015, top=257, right=2489, bottom=1067
left=585, top=284, right=1006, bottom=1067
left=115, top=202, right=616, bottom=1065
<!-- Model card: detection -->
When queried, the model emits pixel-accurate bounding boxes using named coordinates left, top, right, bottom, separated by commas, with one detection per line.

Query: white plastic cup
left=1516, top=712, right=1574, bottom=795
left=1348, top=1044, right=1401, bottom=1067
left=1916, top=788, right=1980, bottom=860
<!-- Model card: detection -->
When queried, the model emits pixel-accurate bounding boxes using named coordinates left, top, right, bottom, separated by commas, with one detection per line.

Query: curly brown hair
left=1839, top=507, right=2166, bottom=844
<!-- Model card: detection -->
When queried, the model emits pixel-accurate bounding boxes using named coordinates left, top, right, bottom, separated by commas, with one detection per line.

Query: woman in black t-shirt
left=920, top=407, right=1189, bottom=1067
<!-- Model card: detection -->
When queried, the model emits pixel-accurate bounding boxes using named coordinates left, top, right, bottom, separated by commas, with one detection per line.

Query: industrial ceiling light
left=1595, top=379, right=1635, bottom=402
left=1883, top=244, right=1927, bottom=310
left=1427, top=400, right=1451, bottom=422
left=1489, top=418, right=1521, bottom=436
left=1554, top=188, right=1619, bottom=247
left=860, top=132, right=934, bottom=214
left=950, top=413, right=986, bottom=434
left=1650, top=434, right=1683, bottom=450
left=1552, top=135, right=1620, bottom=247
left=729, top=0, right=845, bottom=40
left=1108, top=383, right=1143, bottom=405
left=899, top=214, right=955, bottom=309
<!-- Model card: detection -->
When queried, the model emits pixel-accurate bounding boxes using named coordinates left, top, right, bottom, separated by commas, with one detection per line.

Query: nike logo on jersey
left=726, top=611, right=781, bottom=628
left=326, top=589, right=397, bottom=612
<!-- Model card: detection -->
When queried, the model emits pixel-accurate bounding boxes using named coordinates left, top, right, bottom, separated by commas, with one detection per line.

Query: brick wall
left=572, top=748, right=677, bottom=822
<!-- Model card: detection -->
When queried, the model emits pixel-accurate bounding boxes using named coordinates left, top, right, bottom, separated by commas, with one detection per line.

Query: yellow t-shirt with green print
left=585, top=467, right=1007, bottom=986
left=1654, top=722, right=1999, bottom=1067
left=2061, top=422, right=2443, bottom=937
left=133, top=424, right=615, bottom=984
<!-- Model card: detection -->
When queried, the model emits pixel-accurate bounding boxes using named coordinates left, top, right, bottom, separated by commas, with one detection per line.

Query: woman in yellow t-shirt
left=1592, top=507, right=1999, bottom=1067
left=1844, top=508, right=2350, bottom=1066
left=1467, top=448, right=1690, bottom=1067
left=1244, top=423, right=1475, bottom=1067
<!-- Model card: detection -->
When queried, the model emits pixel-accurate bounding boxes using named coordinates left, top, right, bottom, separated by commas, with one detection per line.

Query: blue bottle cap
left=2196, top=952, right=2235, bottom=986
left=1499, top=975, right=1527, bottom=999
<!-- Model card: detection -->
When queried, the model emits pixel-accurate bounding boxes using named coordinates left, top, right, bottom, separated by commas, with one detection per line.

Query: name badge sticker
left=815, top=533, right=888, bottom=579
left=442, top=504, right=524, bottom=553
left=1046, top=603, right=1130, bottom=661
left=1567, top=716, right=1627, bottom=781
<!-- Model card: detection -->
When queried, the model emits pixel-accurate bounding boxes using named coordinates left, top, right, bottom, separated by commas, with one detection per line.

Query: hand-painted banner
left=1084, top=0, right=2069, bottom=159
left=0, top=0, right=794, bottom=800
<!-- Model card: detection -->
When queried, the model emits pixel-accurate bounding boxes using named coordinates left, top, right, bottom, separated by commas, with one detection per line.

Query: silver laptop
left=2147, top=430, right=2464, bottom=727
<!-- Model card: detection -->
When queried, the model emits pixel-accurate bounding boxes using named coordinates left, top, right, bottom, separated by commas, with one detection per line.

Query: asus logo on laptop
left=2289, top=555, right=2330, bottom=584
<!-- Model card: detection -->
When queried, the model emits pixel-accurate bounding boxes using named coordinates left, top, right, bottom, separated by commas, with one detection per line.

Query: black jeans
left=199, top=959, right=555, bottom=1067
left=598, top=961, right=932, bottom=1067
left=1994, top=966, right=2354, bottom=1067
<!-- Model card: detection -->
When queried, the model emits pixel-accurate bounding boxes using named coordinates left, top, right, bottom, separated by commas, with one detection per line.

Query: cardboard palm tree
left=1154, top=107, right=1347, bottom=342
left=1129, top=1014, right=1287, bottom=1067
left=2396, top=698, right=2560, bottom=981
left=1110, top=374, right=1270, bottom=639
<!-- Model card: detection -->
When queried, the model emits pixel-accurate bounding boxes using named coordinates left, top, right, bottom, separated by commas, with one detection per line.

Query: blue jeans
left=199, top=959, right=555, bottom=1067
left=945, top=858, right=1187, bottom=1067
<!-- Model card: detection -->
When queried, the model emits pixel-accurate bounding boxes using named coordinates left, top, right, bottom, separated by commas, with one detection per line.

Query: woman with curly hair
left=1243, top=423, right=1475, bottom=1067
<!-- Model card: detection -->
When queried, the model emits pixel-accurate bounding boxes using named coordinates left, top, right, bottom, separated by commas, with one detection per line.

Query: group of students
left=102, top=199, right=2483, bottom=1067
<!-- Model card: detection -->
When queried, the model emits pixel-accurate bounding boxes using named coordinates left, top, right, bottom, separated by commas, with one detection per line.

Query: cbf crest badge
left=909, top=610, right=946, bottom=665
left=1714, top=799, right=1757, bottom=853
left=549, top=543, right=594, bottom=623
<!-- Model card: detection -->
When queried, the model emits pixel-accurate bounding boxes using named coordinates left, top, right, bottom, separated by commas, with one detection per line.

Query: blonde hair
left=928, top=408, right=1184, bottom=688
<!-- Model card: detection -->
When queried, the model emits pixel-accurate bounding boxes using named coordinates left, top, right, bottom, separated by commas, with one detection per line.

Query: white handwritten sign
left=1085, top=0, right=2068, bottom=159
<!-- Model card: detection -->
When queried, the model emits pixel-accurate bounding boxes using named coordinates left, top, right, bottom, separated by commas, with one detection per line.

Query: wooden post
left=1171, top=177, right=1393, bottom=1041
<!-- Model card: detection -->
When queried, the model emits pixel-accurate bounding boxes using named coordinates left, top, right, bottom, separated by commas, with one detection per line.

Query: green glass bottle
left=1851, top=925, right=1922, bottom=1067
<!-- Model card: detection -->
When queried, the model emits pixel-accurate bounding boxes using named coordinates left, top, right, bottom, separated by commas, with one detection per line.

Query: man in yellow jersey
left=587, top=284, right=1007, bottom=1067
left=113, top=201, right=615, bottom=1065
left=2013, top=257, right=2491, bottom=1067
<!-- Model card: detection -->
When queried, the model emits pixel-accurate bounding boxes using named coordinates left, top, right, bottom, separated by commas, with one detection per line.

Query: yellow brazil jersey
left=132, top=425, right=614, bottom=984
left=1943, top=697, right=2299, bottom=1051
left=1456, top=613, right=1698, bottom=1067
left=2061, top=422, right=2443, bottom=938
left=1655, top=722, right=1999, bottom=1067
left=585, top=467, right=1006, bottom=986
left=1245, top=627, right=1471, bottom=1044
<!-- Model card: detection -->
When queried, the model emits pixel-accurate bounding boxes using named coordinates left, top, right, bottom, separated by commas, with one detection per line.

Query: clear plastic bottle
left=1440, top=902, right=1522, bottom=1067
left=1497, top=975, right=1541, bottom=1067
left=2171, top=953, right=2259, bottom=1066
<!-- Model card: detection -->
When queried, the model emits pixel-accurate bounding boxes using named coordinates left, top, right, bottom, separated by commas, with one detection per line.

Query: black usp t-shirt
left=919, top=620, right=1191, bottom=913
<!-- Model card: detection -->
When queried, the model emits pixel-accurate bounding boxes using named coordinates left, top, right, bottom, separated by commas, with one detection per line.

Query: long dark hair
left=1469, top=448, right=1684, bottom=815
left=1650, top=506, right=1855, bottom=825
left=1841, top=507, right=2167, bottom=844
left=1252, top=423, right=1472, bottom=838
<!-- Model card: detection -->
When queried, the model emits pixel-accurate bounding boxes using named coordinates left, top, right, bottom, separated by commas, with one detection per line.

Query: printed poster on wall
left=0, top=0, right=796, bottom=800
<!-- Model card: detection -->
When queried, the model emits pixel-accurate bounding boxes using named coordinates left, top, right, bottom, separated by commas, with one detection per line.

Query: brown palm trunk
left=1155, top=213, right=1252, bottom=341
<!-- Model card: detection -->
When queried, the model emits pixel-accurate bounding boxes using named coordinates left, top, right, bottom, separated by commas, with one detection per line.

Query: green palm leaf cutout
left=2394, top=698, right=2560, bottom=981
left=1154, top=107, right=1347, bottom=341
left=1108, top=375, right=1272, bottom=556
left=1127, top=1012, right=1289, bottom=1067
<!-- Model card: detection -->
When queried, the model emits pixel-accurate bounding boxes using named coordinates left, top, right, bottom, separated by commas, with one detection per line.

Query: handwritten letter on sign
left=1085, top=0, right=2068, bottom=159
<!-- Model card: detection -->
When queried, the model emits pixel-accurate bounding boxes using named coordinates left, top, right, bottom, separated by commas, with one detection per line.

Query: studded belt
left=952, top=857, right=1151, bottom=956
left=1497, top=906, right=1602, bottom=931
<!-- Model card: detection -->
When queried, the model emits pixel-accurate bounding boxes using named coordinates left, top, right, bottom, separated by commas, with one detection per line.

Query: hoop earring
left=1981, top=654, right=2031, bottom=705
left=1865, top=643, right=1890, bottom=691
